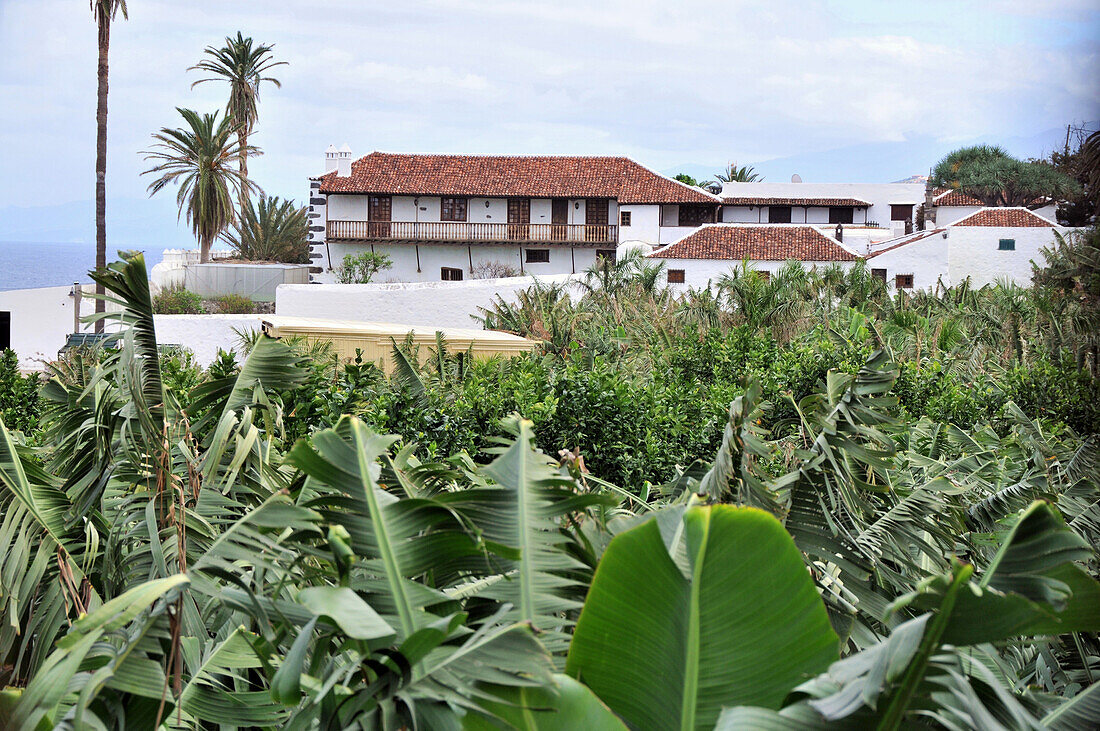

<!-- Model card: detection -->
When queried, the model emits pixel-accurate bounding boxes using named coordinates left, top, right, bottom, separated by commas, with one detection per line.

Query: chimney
left=922, top=172, right=937, bottom=230
left=337, top=143, right=353, bottom=177
left=325, top=144, right=338, bottom=173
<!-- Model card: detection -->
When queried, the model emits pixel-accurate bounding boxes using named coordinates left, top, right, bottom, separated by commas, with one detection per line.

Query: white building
left=646, top=224, right=859, bottom=288
left=866, top=207, right=1067, bottom=290
left=719, top=181, right=926, bottom=243
left=929, top=187, right=1058, bottom=226
left=307, top=148, right=722, bottom=283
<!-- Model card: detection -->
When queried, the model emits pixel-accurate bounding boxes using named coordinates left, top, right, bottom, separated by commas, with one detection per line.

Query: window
left=678, top=205, right=716, bottom=227
left=620, top=211, right=632, bottom=227
left=829, top=206, right=855, bottom=224
left=441, top=267, right=463, bottom=281
left=441, top=197, right=468, bottom=222
left=895, top=273, right=914, bottom=289
left=667, top=269, right=686, bottom=284
left=525, top=249, right=550, bottom=263
left=890, top=204, right=913, bottom=222
left=871, top=268, right=887, bottom=283
left=769, top=205, right=792, bottom=223
left=998, top=238, right=1016, bottom=251
left=596, top=249, right=617, bottom=263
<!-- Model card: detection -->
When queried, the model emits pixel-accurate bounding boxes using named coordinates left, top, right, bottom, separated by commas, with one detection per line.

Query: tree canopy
left=931, top=144, right=1081, bottom=207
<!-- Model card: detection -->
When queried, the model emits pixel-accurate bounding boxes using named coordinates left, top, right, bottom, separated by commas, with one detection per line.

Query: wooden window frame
left=441, top=197, right=468, bottom=222
left=828, top=206, right=855, bottom=224
left=596, top=249, right=617, bottom=263
left=667, top=269, right=686, bottom=284
left=440, top=266, right=463, bottom=281
left=525, top=249, right=550, bottom=263
left=998, top=238, right=1016, bottom=251
left=871, top=268, right=887, bottom=283
left=769, top=205, right=792, bottom=223
left=620, top=210, right=632, bottom=227
left=678, top=205, right=715, bottom=228
left=895, top=273, right=914, bottom=289
left=890, top=204, right=913, bottom=222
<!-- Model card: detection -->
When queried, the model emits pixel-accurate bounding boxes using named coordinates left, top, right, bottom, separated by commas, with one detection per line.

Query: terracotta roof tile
left=932, top=187, right=983, bottom=206
left=951, top=207, right=1054, bottom=227
left=933, top=187, right=1047, bottom=207
left=648, top=225, right=857, bottom=261
left=318, top=152, right=719, bottom=204
left=722, top=196, right=871, bottom=207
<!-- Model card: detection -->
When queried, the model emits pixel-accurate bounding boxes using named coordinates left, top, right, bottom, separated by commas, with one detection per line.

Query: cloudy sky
left=1, top=0, right=1098, bottom=245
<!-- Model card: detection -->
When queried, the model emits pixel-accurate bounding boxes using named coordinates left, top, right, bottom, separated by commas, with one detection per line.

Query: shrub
left=336, top=252, right=393, bottom=284
left=153, top=284, right=205, bottom=314
left=0, top=349, right=40, bottom=434
left=471, top=261, right=520, bottom=279
left=211, top=293, right=254, bottom=314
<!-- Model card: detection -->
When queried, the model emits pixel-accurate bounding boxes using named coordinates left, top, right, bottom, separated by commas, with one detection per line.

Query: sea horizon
left=0, top=240, right=167, bottom=292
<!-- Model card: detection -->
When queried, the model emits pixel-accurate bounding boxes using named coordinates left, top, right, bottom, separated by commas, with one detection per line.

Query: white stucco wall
left=153, top=315, right=265, bottom=365
left=657, top=259, right=855, bottom=291
left=276, top=274, right=582, bottom=329
left=619, top=204, right=661, bottom=244
left=946, top=225, right=1062, bottom=287
left=865, top=234, right=950, bottom=292
left=327, top=242, right=606, bottom=282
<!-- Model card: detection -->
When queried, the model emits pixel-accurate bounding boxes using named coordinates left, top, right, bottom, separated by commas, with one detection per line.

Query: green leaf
left=271, top=616, right=317, bottom=706
left=565, top=504, right=839, bottom=731
left=298, top=586, right=396, bottom=642
left=465, top=674, right=628, bottom=730
left=896, top=501, right=1100, bottom=645
left=1043, top=682, right=1100, bottom=730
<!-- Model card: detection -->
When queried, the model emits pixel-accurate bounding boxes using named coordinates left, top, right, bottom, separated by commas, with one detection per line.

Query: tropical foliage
left=932, top=145, right=1081, bottom=208
left=143, top=108, right=260, bottom=263
left=189, top=32, right=287, bottom=209
left=1, top=254, right=1098, bottom=729
left=222, top=194, right=309, bottom=263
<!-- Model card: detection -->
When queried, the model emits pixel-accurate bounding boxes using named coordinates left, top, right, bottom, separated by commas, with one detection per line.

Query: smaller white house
left=719, top=181, right=926, bottom=240
left=646, top=224, right=859, bottom=288
left=866, top=207, right=1067, bottom=290
left=929, top=187, right=1058, bottom=227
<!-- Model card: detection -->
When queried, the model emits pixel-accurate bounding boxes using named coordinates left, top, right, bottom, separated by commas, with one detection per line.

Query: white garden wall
left=153, top=315, right=265, bottom=365
left=276, top=274, right=581, bottom=329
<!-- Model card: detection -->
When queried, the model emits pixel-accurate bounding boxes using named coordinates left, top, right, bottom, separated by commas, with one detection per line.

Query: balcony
left=327, top=220, right=618, bottom=245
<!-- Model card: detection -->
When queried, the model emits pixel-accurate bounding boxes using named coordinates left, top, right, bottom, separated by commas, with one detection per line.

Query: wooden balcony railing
left=327, top=220, right=618, bottom=245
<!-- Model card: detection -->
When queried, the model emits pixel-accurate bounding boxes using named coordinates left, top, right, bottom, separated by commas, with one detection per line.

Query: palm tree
left=90, top=0, right=128, bottom=333
left=189, top=32, right=287, bottom=210
left=715, top=162, right=762, bottom=183
left=142, top=108, right=258, bottom=262
left=222, top=194, right=309, bottom=263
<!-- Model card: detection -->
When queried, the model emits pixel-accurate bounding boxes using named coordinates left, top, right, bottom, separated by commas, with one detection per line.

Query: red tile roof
left=933, top=187, right=1048, bottom=207
left=933, top=187, right=983, bottom=206
left=722, top=196, right=871, bottom=207
left=648, top=225, right=857, bottom=262
left=866, top=229, right=945, bottom=258
left=317, top=152, right=719, bottom=204
left=951, top=207, right=1055, bottom=227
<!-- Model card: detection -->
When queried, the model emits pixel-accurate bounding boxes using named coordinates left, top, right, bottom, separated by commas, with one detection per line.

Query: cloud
left=0, top=0, right=1097, bottom=224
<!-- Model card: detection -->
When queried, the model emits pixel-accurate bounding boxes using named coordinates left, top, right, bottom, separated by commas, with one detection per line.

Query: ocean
left=0, top=241, right=166, bottom=291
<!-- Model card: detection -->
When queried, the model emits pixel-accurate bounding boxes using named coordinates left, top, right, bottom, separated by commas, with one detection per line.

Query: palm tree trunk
left=94, top=17, right=110, bottom=333
left=238, top=128, right=248, bottom=217
left=200, top=233, right=212, bottom=264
